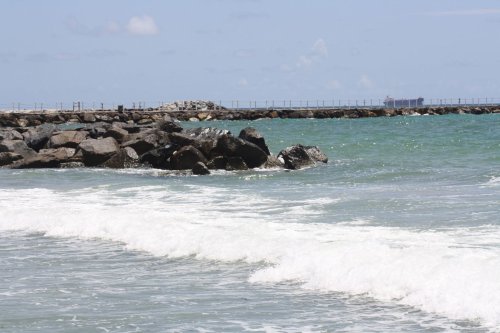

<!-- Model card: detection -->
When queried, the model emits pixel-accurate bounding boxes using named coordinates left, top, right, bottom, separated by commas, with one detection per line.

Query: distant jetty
left=1, top=105, right=500, bottom=128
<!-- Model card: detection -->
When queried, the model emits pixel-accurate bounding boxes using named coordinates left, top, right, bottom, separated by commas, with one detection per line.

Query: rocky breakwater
left=0, top=119, right=328, bottom=174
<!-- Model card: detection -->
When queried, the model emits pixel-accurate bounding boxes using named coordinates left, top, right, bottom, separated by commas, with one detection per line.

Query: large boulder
left=122, top=130, right=168, bottom=155
left=10, top=148, right=75, bottom=169
left=22, top=124, right=56, bottom=151
left=277, top=144, right=327, bottom=169
left=139, top=144, right=177, bottom=169
left=170, top=145, right=207, bottom=170
left=49, top=130, right=89, bottom=148
left=0, top=152, right=23, bottom=166
left=0, top=129, right=23, bottom=141
left=77, top=137, right=120, bottom=166
left=0, top=139, right=37, bottom=158
left=216, top=134, right=267, bottom=168
left=103, top=126, right=129, bottom=143
left=238, top=127, right=270, bottom=155
left=102, top=147, right=139, bottom=168
left=156, top=120, right=183, bottom=133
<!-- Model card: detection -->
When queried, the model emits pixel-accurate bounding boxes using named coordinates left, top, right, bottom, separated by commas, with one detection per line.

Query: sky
left=1, top=0, right=500, bottom=107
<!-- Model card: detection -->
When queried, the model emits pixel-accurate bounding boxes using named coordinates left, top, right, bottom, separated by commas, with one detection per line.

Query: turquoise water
left=1, top=115, right=499, bottom=332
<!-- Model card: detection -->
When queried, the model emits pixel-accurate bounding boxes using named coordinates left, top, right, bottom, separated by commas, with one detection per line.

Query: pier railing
left=1, top=98, right=500, bottom=112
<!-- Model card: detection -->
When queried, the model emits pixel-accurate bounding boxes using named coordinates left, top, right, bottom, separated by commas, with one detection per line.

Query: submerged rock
left=278, top=144, right=328, bottom=169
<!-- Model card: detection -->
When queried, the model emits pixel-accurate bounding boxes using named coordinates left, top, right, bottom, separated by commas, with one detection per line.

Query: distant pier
left=1, top=106, right=500, bottom=127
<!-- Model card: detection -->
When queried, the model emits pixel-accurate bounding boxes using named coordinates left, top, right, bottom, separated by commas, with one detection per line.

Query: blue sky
left=1, top=0, right=499, bottom=106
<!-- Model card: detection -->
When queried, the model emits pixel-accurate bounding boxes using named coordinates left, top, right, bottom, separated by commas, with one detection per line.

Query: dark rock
left=140, top=144, right=177, bottom=169
left=216, top=134, right=267, bottom=168
left=168, top=132, right=215, bottom=158
left=239, top=127, right=271, bottom=155
left=60, top=161, right=85, bottom=168
left=0, top=152, right=23, bottom=166
left=0, top=139, right=37, bottom=158
left=278, top=144, right=315, bottom=170
left=192, top=161, right=210, bottom=175
left=49, top=130, right=89, bottom=148
left=22, top=124, right=56, bottom=151
left=156, top=120, right=183, bottom=133
left=170, top=145, right=207, bottom=170
left=11, top=154, right=61, bottom=169
left=103, top=126, right=129, bottom=143
left=207, top=156, right=227, bottom=170
left=226, top=156, right=248, bottom=171
left=78, top=137, right=120, bottom=166
left=103, top=147, right=139, bottom=168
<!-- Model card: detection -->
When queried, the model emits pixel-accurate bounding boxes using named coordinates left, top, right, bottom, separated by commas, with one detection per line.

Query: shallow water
left=1, top=115, right=499, bottom=332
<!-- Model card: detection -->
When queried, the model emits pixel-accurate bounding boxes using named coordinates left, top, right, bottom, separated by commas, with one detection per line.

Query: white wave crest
left=1, top=186, right=500, bottom=329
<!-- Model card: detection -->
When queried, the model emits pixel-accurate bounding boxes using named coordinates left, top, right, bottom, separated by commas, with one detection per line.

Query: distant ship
left=384, top=96, right=424, bottom=108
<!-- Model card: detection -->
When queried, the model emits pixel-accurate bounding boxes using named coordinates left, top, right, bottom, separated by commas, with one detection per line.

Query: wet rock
left=192, top=161, right=210, bottom=175
left=11, top=154, right=62, bottom=169
left=207, top=156, right=227, bottom=170
left=216, top=134, right=267, bottom=168
left=60, top=161, right=85, bottom=168
left=0, top=152, right=23, bottom=166
left=278, top=144, right=315, bottom=170
left=22, top=124, right=56, bottom=151
left=238, top=127, right=270, bottom=155
left=304, top=146, right=328, bottom=163
left=226, top=156, right=248, bottom=171
left=139, top=144, right=176, bottom=169
left=103, top=147, right=139, bottom=168
left=49, top=130, right=89, bottom=148
left=78, top=137, right=120, bottom=166
left=170, top=145, right=207, bottom=170
left=262, top=155, right=285, bottom=169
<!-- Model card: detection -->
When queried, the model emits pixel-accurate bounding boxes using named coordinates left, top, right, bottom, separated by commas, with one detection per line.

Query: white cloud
left=313, top=38, right=328, bottom=57
left=238, top=78, right=248, bottom=87
left=427, top=8, right=500, bottom=16
left=126, top=15, right=159, bottom=36
left=358, top=75, right=373, bottom=89
left=326, top=80, right=341, bottom=90
left=295, top=38, right=328, bottom=69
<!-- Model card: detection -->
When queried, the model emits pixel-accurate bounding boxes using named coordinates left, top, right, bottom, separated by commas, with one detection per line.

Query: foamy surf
left=1, top=185, right=500, bottom=330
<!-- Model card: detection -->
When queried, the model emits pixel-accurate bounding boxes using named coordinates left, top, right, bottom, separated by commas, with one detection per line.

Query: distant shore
left=1, top=106, right=499, bottom=127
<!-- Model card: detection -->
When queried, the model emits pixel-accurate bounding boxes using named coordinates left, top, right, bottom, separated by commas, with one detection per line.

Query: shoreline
left=1, top=105, right=499, bottom=127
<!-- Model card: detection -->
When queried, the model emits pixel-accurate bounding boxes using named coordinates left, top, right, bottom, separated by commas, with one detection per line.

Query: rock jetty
left=1, top=105, right=499, bottom=128
left=0, top=119, right=328, bottom=174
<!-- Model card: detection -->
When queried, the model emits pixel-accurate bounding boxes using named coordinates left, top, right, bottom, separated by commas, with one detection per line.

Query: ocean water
left=0, top=115, right=499, bottom=332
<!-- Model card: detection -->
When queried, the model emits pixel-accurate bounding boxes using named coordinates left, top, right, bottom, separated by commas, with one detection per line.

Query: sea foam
left=1, top=185, right=500, bottom=329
